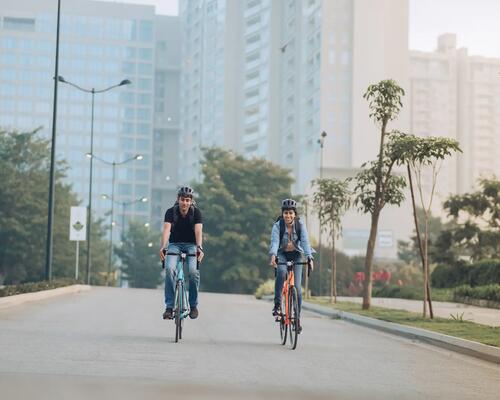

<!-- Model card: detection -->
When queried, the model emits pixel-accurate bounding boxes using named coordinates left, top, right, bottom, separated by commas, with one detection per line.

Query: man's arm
left=194, top=223, right=204, bottom=262
left=159, top=222, right=171, bottom=261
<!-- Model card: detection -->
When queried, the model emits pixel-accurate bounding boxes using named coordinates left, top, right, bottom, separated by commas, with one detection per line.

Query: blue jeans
left=274, top=251, right=303, bottom=316
left=164, top=243, right=199, bottom=308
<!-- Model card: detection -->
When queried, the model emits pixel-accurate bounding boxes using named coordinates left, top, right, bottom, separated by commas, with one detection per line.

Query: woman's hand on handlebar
left=269, top=254, right=277, bottom=268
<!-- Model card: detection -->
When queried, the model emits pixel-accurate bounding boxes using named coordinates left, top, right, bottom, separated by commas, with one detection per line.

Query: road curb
left=0, top=284, right=91, bottom=309
left=301, top=301, right=500, bottom=365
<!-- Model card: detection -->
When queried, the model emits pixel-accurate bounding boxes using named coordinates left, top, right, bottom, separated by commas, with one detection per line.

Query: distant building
left=410, top=33, right=500, bottom=218
left=0, top=0, right=181, bottom=238
left=179, top=0, right=412, bottom=258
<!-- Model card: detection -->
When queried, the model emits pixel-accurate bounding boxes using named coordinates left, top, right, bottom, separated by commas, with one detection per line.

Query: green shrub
left=469, top=260, right=500, bottom=287
left=453, top=284, right=500, bottom=302
left=0, top=278, right=80, bottom=297
left=372, top=285, right=422, bottom=300
left=254, top=279, right=274, bottom=299
left=431, top=259, right=500, bottom=288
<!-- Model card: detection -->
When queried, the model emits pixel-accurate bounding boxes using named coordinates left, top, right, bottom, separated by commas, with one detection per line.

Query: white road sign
left=70, top=206, right=87, bottom=241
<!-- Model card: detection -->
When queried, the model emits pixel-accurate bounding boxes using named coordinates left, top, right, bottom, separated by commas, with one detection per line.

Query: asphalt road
left=0, top=287, right=499, bottom=400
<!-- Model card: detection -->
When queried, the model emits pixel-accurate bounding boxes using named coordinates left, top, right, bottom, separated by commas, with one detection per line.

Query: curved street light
left=92, top=154, right=142, bottom=285
left=58, top=76, right=131, bottom=285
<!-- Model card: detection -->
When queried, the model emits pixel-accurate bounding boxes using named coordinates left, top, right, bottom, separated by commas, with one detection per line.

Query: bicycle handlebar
left=162, top=249, right=200, bottom=270
left=274, top=260, right=312, bottom=277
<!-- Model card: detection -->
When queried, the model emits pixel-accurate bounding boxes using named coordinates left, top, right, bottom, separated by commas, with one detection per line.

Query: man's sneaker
left=162, top=308, right=173, bottom=320
left=189, top=306, right=199, bottom=319
left=272, top=304, right=281, bottom=317
left=297, top=319, right=302, bottom=334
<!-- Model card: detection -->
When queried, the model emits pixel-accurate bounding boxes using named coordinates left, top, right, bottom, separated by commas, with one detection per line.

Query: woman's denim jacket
left=269, top=218, right=313, bottom=259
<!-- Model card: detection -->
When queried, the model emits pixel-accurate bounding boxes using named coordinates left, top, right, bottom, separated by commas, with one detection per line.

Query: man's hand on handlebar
left=159, top=247, right=166, bottom=261
left=197, top=246, right=204, bottom=263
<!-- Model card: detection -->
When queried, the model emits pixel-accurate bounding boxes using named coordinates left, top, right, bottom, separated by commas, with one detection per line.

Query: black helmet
left=177, top=186, right=194, bottom=198
left=281, top=198, right=297, bottom=211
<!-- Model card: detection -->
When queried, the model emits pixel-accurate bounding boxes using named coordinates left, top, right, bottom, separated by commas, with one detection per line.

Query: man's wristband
left=197, top=245, right=204, bottom=252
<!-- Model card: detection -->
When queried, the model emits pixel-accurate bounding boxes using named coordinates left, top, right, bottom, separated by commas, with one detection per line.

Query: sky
left=102, top=0, right=500, bottom=58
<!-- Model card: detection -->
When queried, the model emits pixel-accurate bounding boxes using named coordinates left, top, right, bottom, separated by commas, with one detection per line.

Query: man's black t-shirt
left=164, top=206, right=202, bottom=244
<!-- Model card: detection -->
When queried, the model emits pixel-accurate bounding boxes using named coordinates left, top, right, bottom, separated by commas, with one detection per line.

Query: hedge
left=431, top=259, right=500, bottom=288
left=372, top=285, right=422, bottom=300
left=0, top=278, right=80, bottom=297
left=453, top=285, right=500, bottom=303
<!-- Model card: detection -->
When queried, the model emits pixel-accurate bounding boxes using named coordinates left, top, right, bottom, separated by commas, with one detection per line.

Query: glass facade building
left=0, top=0, right=174, bottom=240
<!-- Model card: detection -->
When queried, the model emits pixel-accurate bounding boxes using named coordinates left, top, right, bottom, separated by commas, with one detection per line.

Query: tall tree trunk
left=304, top=202, right=310, bottom=299
left=407, top=165, right=434, bottom=318
left=422, top=218, right=429, bottom=318
left=362, top=119, right=388, bottom=310
left=318, top=228, right=322, bottom=297
left=362, top=208, right=381, bottom=310
left=330, top=232, right=337, bottom=303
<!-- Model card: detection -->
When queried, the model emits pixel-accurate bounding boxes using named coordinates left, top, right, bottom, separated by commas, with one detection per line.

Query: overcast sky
left=102, top=0, right=500, bottom=58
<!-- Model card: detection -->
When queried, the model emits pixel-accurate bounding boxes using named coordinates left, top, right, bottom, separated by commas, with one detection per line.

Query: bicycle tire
left=280, top=294, right=287, bottom=345
left=288, top=286, right=299, bottom=350
left=175, top=282, right=182, bottom=343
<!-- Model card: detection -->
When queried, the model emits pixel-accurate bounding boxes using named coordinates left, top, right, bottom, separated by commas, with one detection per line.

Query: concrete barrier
left=0, top=285, right=91, bottom=309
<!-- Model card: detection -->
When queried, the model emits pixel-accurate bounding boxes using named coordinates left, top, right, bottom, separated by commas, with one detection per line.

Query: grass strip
left=310, top=298, right=500, bottom=348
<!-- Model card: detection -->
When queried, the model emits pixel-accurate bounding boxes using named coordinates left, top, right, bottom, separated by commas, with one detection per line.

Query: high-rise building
left=151, top=15, right=181, bottom=231
left=0, top=0, right=180, bottom=239
left=179, top=0, right=412, bottom=258
left=410, top=33, right=500, bottom=214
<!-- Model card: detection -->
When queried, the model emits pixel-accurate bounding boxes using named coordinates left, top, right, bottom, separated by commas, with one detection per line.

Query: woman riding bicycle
left=269, top=198, right=314, bottom=333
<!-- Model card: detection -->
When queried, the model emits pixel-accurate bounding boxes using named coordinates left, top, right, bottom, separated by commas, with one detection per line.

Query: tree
left=312, top=178, right=351, bottom=303
left=390, top=132, right=461, bottom=318
left=0, top=128, right=109, bottom=284
left=353, top=80, right=407, bottom=310
left=442, top=178, right=500, bottom=261
left=397, top=207, right=457, bottom=266
left=115, top=220, right=161, bottom=288
left=194, top=148, right=293, bottom=294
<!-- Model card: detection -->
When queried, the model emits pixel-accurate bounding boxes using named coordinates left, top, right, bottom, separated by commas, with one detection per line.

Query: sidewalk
left=332, top=296, right=500, bottom=327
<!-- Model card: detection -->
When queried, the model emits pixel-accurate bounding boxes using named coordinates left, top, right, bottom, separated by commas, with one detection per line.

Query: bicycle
left=162, top=249, right=199, bottom=343
left=275, top=259, right=311, bottom=350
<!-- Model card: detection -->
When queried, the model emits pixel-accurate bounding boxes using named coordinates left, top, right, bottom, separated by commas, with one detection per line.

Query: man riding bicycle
left=269, top=198, right=314, bottom=333
left=159, top=186, right=204, bottom=320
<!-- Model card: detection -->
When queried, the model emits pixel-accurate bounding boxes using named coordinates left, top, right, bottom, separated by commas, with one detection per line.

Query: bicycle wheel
left=288, top=286, right=299, bottom=350
left=174, top=282, right=183, bottom=343
left=280, top=295, right=287, bottom=345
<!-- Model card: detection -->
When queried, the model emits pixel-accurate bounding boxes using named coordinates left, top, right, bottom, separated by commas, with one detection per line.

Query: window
left=138, top=78, right=152, bottom=90
left=138, top=48, right=153, bottom=60
left=136, top=138, right=150, bottom=151
left=3, top=17, right=35, bottom=32
left=138, top=63, right=152, bottom=75
left=135, top=168, right=149, bottom=181
left=138, top=20, right=153, bottom=41
left=137, top=108, right=151, bottom=121
left=118, top=183, right=132, bottom=196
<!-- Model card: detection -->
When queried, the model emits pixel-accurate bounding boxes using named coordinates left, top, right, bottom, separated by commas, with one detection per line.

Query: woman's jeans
left=164, top=243, right=199, bottom=308
left=274, top=251, right=303, bottom=317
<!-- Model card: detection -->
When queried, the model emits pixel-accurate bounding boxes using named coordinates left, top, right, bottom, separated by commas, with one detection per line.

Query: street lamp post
left=58, top=76, right=131, bottom=285
left=90, top=154, right=143, bottom=286
left=317, top=131, right=327, bottom=296
left=45, top=0, right=61, bottom=281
